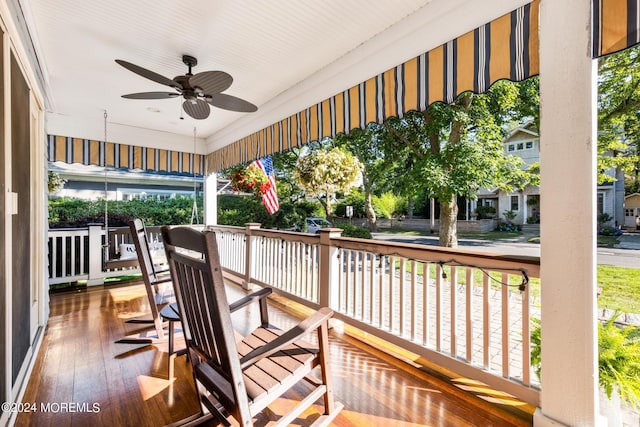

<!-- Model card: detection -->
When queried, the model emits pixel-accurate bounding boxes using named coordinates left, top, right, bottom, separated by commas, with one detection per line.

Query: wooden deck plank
left=13, top=283, right=532, bottom=427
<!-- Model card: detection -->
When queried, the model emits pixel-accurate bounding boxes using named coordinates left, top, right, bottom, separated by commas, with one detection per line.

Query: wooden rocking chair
left=115, top=218, right=175, bottom=344
left=161, top=226, right=342, bottom=427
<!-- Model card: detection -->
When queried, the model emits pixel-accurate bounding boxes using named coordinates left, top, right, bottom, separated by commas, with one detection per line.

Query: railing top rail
left=252, top=229, right=320, bottom=244
left=206, top=225, right=244, bottom=233
left=331, top=235, right=541, bottom=277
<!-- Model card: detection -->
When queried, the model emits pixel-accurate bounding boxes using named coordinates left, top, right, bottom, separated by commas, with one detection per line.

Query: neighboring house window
left=511, top=195, right=519, bottom=211
left=508, top=144, right=515, bottom=152
left=517, top=143, right=524, bottom=150
left=626, top=208, right=635, bottom=216
left=597, top=192, right=604, bottom=214
left=525, top=141, right=533, bottom=149
left=120, top=188, right=194, bottom=201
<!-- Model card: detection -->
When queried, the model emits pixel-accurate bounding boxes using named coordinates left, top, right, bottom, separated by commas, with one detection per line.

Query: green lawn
left=597, top=265, right=640, bottom=313
left=392, top=261, right=638, bottom=313
left=459, top=231, right=522, bottom=240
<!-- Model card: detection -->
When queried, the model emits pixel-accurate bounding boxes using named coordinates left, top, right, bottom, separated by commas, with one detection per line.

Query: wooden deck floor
left=14, top=281, right=532, bottom=426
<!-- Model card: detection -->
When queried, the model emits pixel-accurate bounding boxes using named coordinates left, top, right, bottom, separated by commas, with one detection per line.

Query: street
left=371, top=233, right=640, bottom=269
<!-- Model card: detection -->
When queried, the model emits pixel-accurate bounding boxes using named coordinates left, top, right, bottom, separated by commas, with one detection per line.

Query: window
left=597, top=192, right=604, bottom=215
left=517, top=143, right=524, bottom=150
left=525, top=141, right=533, bottom=149
left=510, top=195, right=519, bottom=211
left=119, top=188, right=195, bottom=201
left=508, top=144, right=515, bottom=152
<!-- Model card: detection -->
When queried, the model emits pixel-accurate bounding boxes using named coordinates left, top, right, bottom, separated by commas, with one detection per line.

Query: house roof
left=505, top=120, right=539, bottom=141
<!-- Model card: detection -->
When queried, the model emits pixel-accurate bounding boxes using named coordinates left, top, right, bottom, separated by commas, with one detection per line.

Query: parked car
left=306, top=217, right=331, bottom=233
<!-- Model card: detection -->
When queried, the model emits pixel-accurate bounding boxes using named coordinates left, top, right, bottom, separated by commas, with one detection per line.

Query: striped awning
left=48, top=135, right=204, bottom=176
left=593, top=0, right=640, bottom=57
left=207, top=1, right=539, bottom=172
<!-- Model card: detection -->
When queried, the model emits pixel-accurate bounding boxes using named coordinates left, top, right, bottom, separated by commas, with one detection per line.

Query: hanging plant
left=230, top=163, right=271, bottom=197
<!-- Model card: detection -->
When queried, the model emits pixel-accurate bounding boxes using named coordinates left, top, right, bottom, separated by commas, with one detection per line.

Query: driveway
left=371, top=232, right=640, bottom=269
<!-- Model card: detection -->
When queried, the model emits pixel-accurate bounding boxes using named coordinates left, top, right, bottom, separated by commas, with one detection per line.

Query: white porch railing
left=47, top=222, right=541, bottom=406
left=47, top=224, right=162, bottom=285
left=209, top=223, right=541, bottom=407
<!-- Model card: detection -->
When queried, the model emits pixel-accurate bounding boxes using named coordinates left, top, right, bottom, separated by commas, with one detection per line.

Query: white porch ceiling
left=20, top=0, right=529, bottom=154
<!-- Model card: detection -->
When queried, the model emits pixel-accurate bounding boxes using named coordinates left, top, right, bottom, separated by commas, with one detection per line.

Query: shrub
left=49, top=196, right=203, bottom=228
left=476, top=205, right=496, bottom=219
left=334, top=222, right=372, bottom=239
left=495, top=222, right=521, bottom=232
left=599, top=226, right=622, bottom=236
left=531, top=316, right=640, bottom=409
left=335, top=190, right=366, bottom=218
left=217, top=194, right=322, bottom=230
left=502, top=210, right=517, bottom=223
left=598, top=212, right=614, bottom=226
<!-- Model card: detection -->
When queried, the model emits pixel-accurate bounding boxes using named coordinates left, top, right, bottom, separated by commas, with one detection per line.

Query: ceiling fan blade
left=207, top=93, right=258, bottom=113
left=183, top=99, right=210, bottom=120
left=189, top=71, right=233, bottom=95
left=122, top=92, right=180, bottom=99
left=115, top=59, right=181, bottom=89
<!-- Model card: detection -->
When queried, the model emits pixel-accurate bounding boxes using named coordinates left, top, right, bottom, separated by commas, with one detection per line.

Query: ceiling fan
left=115, top=54, right=257, bottom=120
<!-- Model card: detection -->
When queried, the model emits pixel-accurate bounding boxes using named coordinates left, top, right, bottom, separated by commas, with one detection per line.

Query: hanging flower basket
left=230, top=164, right=271, bottom=197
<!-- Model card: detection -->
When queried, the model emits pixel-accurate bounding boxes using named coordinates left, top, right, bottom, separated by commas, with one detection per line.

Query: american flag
left=253, top=156, right=279, bottom=215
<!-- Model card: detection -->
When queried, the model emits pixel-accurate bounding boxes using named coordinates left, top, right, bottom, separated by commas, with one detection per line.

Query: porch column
left=204, top=173, right=217, bottom=226
left=536, top=0, right=599, bottom=426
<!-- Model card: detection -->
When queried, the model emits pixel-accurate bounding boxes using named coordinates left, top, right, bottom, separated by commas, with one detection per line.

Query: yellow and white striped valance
left=48, top=135, right=204, bottom=175
left=593, top=0, right=640, bottom=57
left=207, top=1, right=539, bottom=172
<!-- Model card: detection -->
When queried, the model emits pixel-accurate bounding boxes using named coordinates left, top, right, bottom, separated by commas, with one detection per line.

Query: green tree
left=597, top=45, right=640, bottom=188
left=295, top=147, right=360, bottom=219
left=271, top=149, right=307, bottom=203
left=373, top=192, right=404, bottom=227
left=382, top=78, right=540, bottom=247
left=333, top=124, right=394, bottom=230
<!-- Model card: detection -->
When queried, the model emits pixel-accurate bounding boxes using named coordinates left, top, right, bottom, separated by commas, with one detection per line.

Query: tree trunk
left=407, top=198, right=414, bottom=219
left=364, top=184, right=377, bottom=231
left=324, top=194, right=332, bottom=220
left=439, top=196, right=458, bottom=247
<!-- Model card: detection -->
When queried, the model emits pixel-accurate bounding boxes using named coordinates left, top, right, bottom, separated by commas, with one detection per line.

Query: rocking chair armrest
left=239, top=307, right=333, bottom=369
left=229, top=287, right=272, bottom=313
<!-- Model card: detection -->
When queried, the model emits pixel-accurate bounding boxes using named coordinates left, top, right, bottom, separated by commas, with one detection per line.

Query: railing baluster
left=367, top=252, right=376, bottom=323
left=522, top=279, right=531, bottom=386
left=502, top=273, right=510, bottom=378
left=450, top=266, right=457, bottom=357
left=483, top=272, right=490, bottom=370
left=389, top=256, right=396, bottom=332
left=360, top=251, right=366, bottom=320
left=399, top=257, right=406, bottom=336
left=423, top=261, right=430, bottom=347
left=466, top=267, right=473, bottom=362
left=352, top=250, right=357, bottom=316
left=436, top=263, right=442, bottom=352
left=378, top=255, right=384, bottom=329
left=410, top=260, right=417, bottom=341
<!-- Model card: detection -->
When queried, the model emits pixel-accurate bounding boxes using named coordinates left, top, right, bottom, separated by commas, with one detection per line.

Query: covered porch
left=15, top=272, right=533, bottom=426
left=1, top=0, right=637, bottom=426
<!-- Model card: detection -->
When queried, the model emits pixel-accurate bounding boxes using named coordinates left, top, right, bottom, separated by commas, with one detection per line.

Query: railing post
left=318, top=228, right=343, bottom=309
left=87, top=224, right=104, bottom=286
left=243, top=223, right=261, bottom=290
